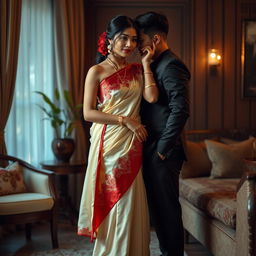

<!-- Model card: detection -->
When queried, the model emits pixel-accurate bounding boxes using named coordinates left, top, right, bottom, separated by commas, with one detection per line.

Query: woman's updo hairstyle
left=96, top=15, right=138, bottom=64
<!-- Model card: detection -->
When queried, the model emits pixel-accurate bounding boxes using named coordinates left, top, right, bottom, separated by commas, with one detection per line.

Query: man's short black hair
left=135, top=12, right=169, bottom=38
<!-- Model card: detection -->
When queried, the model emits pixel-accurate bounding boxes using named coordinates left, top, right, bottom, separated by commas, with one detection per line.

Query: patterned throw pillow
left=205, top=137, right=255, bottom=178
left=0, top=161, right=27, bottom=196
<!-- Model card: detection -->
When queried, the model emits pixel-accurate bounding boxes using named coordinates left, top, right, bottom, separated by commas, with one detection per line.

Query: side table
left=40, top=160, right=86, bottom=225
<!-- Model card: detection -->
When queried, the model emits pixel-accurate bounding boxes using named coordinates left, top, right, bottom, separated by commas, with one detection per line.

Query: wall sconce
left=208, top=49, right=221, bottom=66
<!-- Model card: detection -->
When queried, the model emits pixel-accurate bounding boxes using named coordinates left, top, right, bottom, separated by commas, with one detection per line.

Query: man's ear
left=152, top=34, right=161, bottom=45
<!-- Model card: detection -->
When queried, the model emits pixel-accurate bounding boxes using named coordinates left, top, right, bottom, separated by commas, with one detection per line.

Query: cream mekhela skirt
left=92, top=170, right=150, bottom=256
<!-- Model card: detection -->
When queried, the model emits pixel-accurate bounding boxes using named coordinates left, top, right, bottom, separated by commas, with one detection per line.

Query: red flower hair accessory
left=97, top=32, right=108, bottom=56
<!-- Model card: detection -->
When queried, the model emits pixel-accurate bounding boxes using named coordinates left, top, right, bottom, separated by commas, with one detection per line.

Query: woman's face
left=110, top=27, right=138, bottom=57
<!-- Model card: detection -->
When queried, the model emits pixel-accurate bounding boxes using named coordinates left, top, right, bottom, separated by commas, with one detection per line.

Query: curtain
left=0, top=0, right=22, bottom=156
left=5, top=0, right=56, bottom=165
left=54, top=0, right=87, bottom=161
left=54, top=0, right=88, bottom=209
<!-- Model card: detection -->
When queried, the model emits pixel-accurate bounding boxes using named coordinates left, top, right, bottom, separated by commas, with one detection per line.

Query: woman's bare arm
left=83, top=64, right=148, bottom=142
left=141, top=43, right=159, bottom=103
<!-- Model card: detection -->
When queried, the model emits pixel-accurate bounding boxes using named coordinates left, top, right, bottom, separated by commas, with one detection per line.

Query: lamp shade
left=208, top=49, right=221, bottom=65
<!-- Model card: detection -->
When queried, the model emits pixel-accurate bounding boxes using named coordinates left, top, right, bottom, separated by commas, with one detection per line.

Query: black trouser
left=143, top=141, right=184, bottom=256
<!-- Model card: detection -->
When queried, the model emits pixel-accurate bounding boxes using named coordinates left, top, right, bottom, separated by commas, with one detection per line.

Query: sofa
left=179, top=129, right=256, bottom=256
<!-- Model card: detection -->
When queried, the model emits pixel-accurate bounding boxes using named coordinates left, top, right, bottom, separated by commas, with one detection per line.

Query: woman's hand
left=158, top=152, right=166, bottom=160
left=141, top=42, right=156, bottom=67
left=123, top=117, right=148, bottom=142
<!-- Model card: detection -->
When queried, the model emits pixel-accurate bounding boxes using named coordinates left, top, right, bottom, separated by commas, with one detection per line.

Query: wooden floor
left=0, top=219, right=213, bottom=256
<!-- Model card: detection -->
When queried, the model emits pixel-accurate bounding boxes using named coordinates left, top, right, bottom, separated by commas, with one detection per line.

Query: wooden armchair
left=0, top=155, right=58, bottom=248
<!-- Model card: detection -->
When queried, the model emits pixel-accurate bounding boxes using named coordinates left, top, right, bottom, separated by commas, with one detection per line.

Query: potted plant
left=35, top=88, right=83, bottom=162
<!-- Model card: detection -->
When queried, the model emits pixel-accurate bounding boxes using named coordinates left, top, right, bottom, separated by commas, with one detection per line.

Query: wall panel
left=223, top=0, right=236, bottom=129
left=206, top=0, right=224, bottom=129
left=192, top=0, right=207, bottom=129
left=236, top=0, right=250, bottom=128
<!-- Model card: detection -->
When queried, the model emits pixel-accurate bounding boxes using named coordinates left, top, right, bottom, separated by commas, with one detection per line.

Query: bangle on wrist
left=118, top=116, right=124, bottom=126
left=145, top=83, right=156, bottom=89
left=144, top=71, right=153, bottom=75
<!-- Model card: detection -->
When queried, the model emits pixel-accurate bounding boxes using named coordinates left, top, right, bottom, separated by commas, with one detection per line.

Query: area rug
left=2, top=220, right=192, bottom=256
left=31, top=231, right=162, bottom=256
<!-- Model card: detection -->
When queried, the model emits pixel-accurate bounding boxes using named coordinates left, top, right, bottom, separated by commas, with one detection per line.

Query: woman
left=78, top=15, right=158, bottom=256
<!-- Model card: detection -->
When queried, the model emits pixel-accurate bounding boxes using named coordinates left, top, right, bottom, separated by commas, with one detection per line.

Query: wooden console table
left=40, top=160, right=86, bottom=225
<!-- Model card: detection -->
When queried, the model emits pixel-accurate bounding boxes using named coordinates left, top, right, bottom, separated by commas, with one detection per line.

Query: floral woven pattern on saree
left=78, top=64, right=143, bottom=239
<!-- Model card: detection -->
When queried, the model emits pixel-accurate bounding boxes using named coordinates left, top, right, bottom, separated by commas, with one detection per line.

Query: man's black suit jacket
left=141, top=49, right=190, bottom=160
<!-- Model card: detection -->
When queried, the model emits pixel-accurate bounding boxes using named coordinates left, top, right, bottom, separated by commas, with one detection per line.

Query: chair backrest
left=23, top=167, right=52, bottom=196
left=0, top=154, right=56, bottom=197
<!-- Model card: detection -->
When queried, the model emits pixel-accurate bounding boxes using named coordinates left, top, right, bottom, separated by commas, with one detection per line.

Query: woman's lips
left=123, top=49, right=131, bottom=54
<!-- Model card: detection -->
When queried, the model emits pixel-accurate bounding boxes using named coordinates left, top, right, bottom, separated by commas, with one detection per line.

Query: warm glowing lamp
left=208, top=49, right=221, bottom=66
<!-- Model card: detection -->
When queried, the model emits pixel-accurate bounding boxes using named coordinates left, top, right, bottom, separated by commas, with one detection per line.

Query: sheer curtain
left=6, top=0, right=56, bottom=165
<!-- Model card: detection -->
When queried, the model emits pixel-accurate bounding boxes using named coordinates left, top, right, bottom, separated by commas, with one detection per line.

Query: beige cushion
left=205, top=138, right=255, bottom=178
left=0, top=162, right=27, bottom=196
left=181, top=141, right=211, bottom=178
left=0, top=193, right=54, bottom=215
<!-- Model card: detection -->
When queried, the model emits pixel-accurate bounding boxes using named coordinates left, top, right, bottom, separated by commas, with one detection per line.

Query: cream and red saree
left=78, top=63, right=150, bottom=256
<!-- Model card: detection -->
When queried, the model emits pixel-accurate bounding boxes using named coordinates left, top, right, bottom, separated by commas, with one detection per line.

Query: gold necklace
left=106, top=57, right=122, bottom=71
left=106, top=57, right=127, bottom=85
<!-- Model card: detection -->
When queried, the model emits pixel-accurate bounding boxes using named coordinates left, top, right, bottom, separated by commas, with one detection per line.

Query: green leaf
left=35, top=91, right=59, bottom=112
left=63, top=90, right=73, bottom=108
left=36, top=104, right=50, bottom=116
left=54, top=88, right=60, bottom=101
left=34, top=89, right=83, bottom=138
left=65, top=122, right=74, bottom=137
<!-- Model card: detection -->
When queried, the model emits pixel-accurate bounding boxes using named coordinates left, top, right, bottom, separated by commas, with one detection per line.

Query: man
left=135, top=12, right=190, bottom=256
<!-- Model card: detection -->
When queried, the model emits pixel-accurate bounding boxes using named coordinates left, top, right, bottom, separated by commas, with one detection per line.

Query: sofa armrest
left=237, top=171, right=256, bottom=192
left=236, top=171, right=256, bottom=256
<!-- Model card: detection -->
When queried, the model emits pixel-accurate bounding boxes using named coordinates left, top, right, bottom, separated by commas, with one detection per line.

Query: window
left=6, top=0, right=56, bottom=165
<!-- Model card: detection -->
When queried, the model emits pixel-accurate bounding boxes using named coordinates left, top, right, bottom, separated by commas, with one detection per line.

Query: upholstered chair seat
left=0, top=155, right=58, bottom=249
left=0, top=193, right=54, bottom=215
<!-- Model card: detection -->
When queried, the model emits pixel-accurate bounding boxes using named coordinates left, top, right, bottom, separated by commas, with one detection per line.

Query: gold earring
left=107, top=44, right=112, bottom=53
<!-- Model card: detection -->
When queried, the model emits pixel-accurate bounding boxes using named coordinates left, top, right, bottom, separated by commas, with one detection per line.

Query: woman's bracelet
left=145, top=83, right=156, bottom=89
left=118, top=116, right=124, bottom=126
left=144, top=71, right=153, bottom=75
